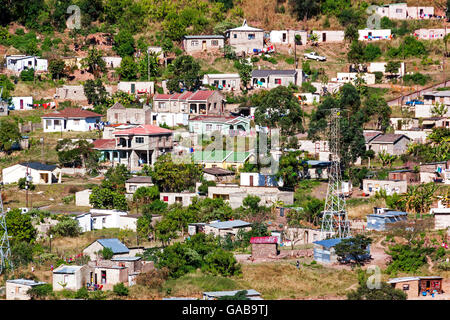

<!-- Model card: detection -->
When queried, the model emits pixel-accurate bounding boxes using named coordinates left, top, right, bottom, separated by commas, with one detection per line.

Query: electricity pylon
left=320, top=108, right=351, bottom=239
left=0, top=184, right=12, bottom=274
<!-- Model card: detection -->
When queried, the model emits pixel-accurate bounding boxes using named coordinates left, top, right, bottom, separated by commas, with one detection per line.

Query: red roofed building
left=42, top=108, right=102, bottom=133
left=93, top=124, right=173, bottom=170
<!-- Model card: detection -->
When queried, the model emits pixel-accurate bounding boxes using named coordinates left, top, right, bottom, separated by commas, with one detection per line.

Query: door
left=20, top=99, right=24, bottom=110
left=249, top=175, right=254, bottom=186
left=282, top=33, right=287, bottom=43
left=202, top=41, right=207, bottom=51
left=94, top=273, right=98, bottom=285
left=101, top=270, right=107, bottom=284
left=322, top=33, right=326, bottom=42
left=131, top=83, right=135, bottom=94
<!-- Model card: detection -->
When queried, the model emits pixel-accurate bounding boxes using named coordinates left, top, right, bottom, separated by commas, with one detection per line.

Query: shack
left=250, top=236, right=279, bottom=259
left=313, top=238, right=370, bottom=264
left=388, top=276, right=444, bottom=299
left=366, top=208, right=408, bottom=231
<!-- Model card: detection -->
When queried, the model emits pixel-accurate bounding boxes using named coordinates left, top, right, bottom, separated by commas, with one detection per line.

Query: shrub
left=75, top=287, right=89, bottom=299
left=113, top=283, right=129, bottom=296
left=20, top=68, right=35, bottom=81
left=50, top=219, right=82, bottom=237
left=136, top=267, right=169, bottom=289
left=62, top=195, right=75, bottom=204
left=100, top=247, right=114, bottom=260
left=202, top=249, right=242, bottom=277
left=18, top=177, right=35, bottom=190
left=27, top=284, right=53, bottom=300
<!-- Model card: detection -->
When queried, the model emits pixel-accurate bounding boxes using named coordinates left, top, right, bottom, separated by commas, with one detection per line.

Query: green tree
left=103, top=164, right=131, bottom=193
left=289, top=0, right=321, bottom=21
left=117, top=55, right=138, bottom=81
left=347, top=41, right=365, bottom=64
left=378, top=150, right=397, bottom=167
left=89, top=186, right=128, bottom=211
left=152, top=154, right=201, bottom=192
left=166, top=55, right=201, bottom=92
left=202, top=248, right=242, bottom=276
left=83, top=79, right=109, bottom=106
left=218, top=290, right=250, bottom=300
left=113, top=282, right=129, bottom=296
left=81, top=48, right=106, bottom=78
left=101, top=247, right=114, bottom=260
left=113, top=29, right=135, bottom=57
left=5, top=208, right=37, bottom=243
left=334, top=235, right=373, bottom=266
left=347, top=269, right=407, bottom=300
left=50, top=218, right=82, bottom=237
left=344, top=24, right=358, bottom=43
left=27, top=284, right=53, bottom=300
left=20, top=68, right=35, bottom=81
left=48, top=59, right=66, bottom=79
left=385, top=61, right=401, bottom=77
left=275, top=151, right=309, bottom=188
left=133, top=186, right=160, bottom=213
left=235, top=58, right=252, bottom=91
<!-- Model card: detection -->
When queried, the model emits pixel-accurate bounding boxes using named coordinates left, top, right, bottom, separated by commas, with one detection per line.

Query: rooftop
left=370, top=134, right=410, bottom=144
left=19, top=162, right=57, bottom=171
left=113, top=124, right=172, bottom=136
left=111, top=256, right=142, bottom=261
left=41, top=108, right=102, bottom=119
left=126, top=176, right=153, bottom=184
left=313, top=238, right=351, bottom=249
left=207, top=219, right=251, bottom=229
left=184, top=35, right=225, bottom=39
left=7, top=279, right=46, bottom=286
left=203, top=167, right=235, bottom=176
left=95, top=238, right=129, bottom=254
left=252, top=69, right=297, bottom=78
left=92, top=139, right=116, bottom=150
left=53, top=265, right=83, bottom=274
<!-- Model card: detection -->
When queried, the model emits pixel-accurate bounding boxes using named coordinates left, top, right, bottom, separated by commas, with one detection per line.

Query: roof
left=41, top=108, right=102, bottom=119
left=207, top=220, right=251, bottom=229
left=313, top=238, right=350, bottom=249
left=96, top=238, right=129, bottom=254
left=20, top=162, right=57, bottom=171
left=367, top=211, right=408, bottom=218
left=193, top=151, right=252, bottom=163
left=109, top=102, right=125, bottom=109
left=203, top=289, right=261, bottom=297
left=204, top=73, right=240, bottom=79
left=307, top=160, right=331, bottom=167
left=7, top=279, right=46, bottom=286
left=111, top=256, right=142, bottom=262
left=370, top=134, right=410, bottom=144
left=203, top=167, right=234, bottom=176
left=188, top=90, right=216, bottom=101
left=113, top=124, right=172, bottom=136
left=423, top=90, right=450, bottom=97
left=227, top=20, right=264, bottom=32
left=126, top=176, right=153, bottom=183
left=387, top=276, right=443, bottom=284
left=252, top=69, right=297, bottom=78
left=92, top=139, right=116, bottom=150
left=363, top=131, right=382, bottom=143
left=53, top=265, right=83, bottom=274
left=250, top=236, right=278, bottom=244
left=184, top=35, right=225, bottom=39
left=189, top=115, right=237, bottom=123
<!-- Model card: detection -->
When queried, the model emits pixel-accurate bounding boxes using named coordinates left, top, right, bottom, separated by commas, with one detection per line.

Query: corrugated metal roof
left=126, top=176, right=153, bottom=183
left=184, top=35, right=225, bottom=39
left=53, top=265, right=83, bottom=274
left=111, top=256, right=142, bottom=261
left=252, top=69, right=297, bottom=78
left=7, top=279, right=46, bottom=286
left=97, top=238, right=129, bottom=254
left=387, top=277, right=420, bottom=283
left=207, top=220, right=251, bottom=229
left=20, top=162, right=57, bottom=171
left=313, top=238, right=350, bottom=249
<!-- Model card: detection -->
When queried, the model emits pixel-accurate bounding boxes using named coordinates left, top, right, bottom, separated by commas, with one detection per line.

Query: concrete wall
left=368, top=137, right=410, bottom=155
left=391, top=280, right=420, bottom=299
left=183, top=37, right=224, bottom=53
left=102, top=56, right=122, bottom=69
left=11, top=96, right=33, bottom=110
left=415, top=104, right=450, bottom=118
left=2, top=165, right=60, bottom=185
left=150, top=112, right=189, bottom=127
left=160, top=192, right=197, bottom=207
left=358, top=29, right=392, bottom=41
left=5, top=282, right=34, bottom=300
left=362, top=179, right=408, bottom=195
left=53, top=266, right=89, bottom=291
left=107, top=106, right=152, bottom=125
left=368, top=62, right=405, bottom=77
left=75, top=189, right=92, bottom=207
left=312, top=30, right=345, bottom=42
left=203, top=74, right=241, bottom=91
left=406, top=7, right=434, bottom=19
left=117, top=82, right=154, bottom=95
left=229, top=30, right=264, bottom=54
left=415, top=29, right=449, bottom=40
left=252, top=243, right=277, bottom=258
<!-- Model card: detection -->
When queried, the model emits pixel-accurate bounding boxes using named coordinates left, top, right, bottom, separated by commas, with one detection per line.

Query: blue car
left=405, top=99, right=424, bottom=106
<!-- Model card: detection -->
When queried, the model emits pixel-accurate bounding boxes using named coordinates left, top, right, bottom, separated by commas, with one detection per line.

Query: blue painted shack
left=366, top=211, right=408, bottom=231
left=313, top=238, right=371, bottom=264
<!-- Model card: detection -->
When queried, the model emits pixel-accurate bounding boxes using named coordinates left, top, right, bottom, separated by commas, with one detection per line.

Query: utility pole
left=0, top=182, right=13, bottom=274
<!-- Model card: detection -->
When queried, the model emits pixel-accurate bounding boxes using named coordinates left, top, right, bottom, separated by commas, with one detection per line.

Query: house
left=117, top=81, right=154, bottom=95
left=83, top=238, right=130, bottom=261
left=388, top=276, right=443, bottom=299
left=6, top=279, right=47, bottom=300
left=106, top=102, right=152, bottom=125
left=332, top=72, right=376, bottom=85
left=202, top=167, right=235, bottom=183
left=204, top=219, right=252, bottom=237
left=368, top=62, right=405, bottom=77
left=415, top=105, right=450, bottom=118
left=388, top=169, right=420, bottom=183
left=52, top=265, right=90, bottom=291
left=376, top=3, right=434, bottom=20
left=102, top=56, right=122, bottom=69
left=10, top=96, right=33, bottom=110
left=188, top=115, right=251, bottom=137
left=362, top=179, right=408, bottom=196
left=296, top=92, right=320, bottom=105
left=42, top=108, right=102, bottom=132
left=358, top=29, right=392, bottom=41
left=152, top=90, right=225, bottom=116
left=182, top=35, right=225, bottom=54
left=192, top=150, right=254, bottom=170
left=431, top=199, right=450, bottom=230
left=414, top=28, right=450, bottom=40
left=208, top=184, right=294, bottom=209
left=87, top=262, right=128, bottom=290
left=125, top=176, right=154, bottom=194
left=251, top=69, right=303, bottom=89
left=250, top=236, right=279, bottom=259
left=422, top=90, right=450, bottom=106
left=203, top=289, right=263, bottom=300
left=75, top=209, right=144, bottom=232
left=366, top=133, right=411, bottom=155
left=419, top=160, right=450, bottom=183
left=6, top=55, right=48, bottom=73
left=75, top=189, right=92, bottom=207
left=269, top=30, right=308, bottom=46
left=311, top=81, right=344, bottom=95
left=313, top=238, right=370, bottom=264
left=366, top=207, right=408, bottom=231
left=240, top=172, right=281, bottom=187
left=311, top=30, right=345, bottom=43
left=104, top=124, right=173, bottom=169
left=160, top=192, right=198, bottom=206
left=2, top=162, right=61, bottom=185
left=202, top=73, right=241, bottom=91
left=226, top=20, right=265, bottom=55
left=188, top=222, right=207, bottom=235
left=55, top=85, right=87, bottom=101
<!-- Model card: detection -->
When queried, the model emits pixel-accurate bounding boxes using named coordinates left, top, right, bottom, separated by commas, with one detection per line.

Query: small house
left=83, top=238, right=130, bottom=261
left=366, top=133, right=411, bottom=155
left=422, top=90, right=450, bottom=106
left=53, top=265, right=90, bottom=291
left=368, top=62, right=405, bottom=77
left=203, top=289, right=263, bottom=300
left=250, top=236, right=279, bottom=259
left=41, top=108, right=102, bottom=133
left=75, top=189, right=92, bottom=207
left=311, top=30, right=345, bottom=43
left=313, top=238, right=370, bottom=264
left=358, top=29, right=392, bottom=41
left=388, top=169, right=420, bottom=183
left=117, top=81, right=154, bottom=95
left=6, top=279, right=47, bottom=300
left=362, top=179, right=408, bottom=196
left=102, top=56, right=122, bottom=69
left=332, top=72, right=376, bottom=85
left=226, top=20, right=265, bottom=55
left=204, top=219, right=252, bottom=237
left=202, top=73, right=241, bottom=91
left=202, top=167, right=235, bottom=183
left=188, top=222, right=207, bottom=236
left=10, top=96, right=33, bottom=110
left=388, top=276, right=443, bottom=299
left=431, top=200, right=450, bottom=230
left=366, top=208, right=408, bottom=231
left=269, top=30, right=307, bottom=46
left=106, top=103, right=152, bottom=125
left=414, top=28, right=450, bottom=40
left=125, top=176, right=154, bottom=194
left=2, top=162, right=61, bottom=185
left=182, top=35, right=225, bottom=54
left=240, top=172, right=281, bottom=187
left=160, top=192, right=198, bottom=207
left=189, top=115, right=251, bottom=137
left=251, top=69, right=303, bottom=89
left=6, top=55, right=48, bottom=73
left=419, top=160, right=450, bottom=183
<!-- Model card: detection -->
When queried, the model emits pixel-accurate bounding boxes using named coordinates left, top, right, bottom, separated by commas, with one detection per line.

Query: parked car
left=303, top=52, right=326, bottom=61
left=405, top=99, right=424, bottom=106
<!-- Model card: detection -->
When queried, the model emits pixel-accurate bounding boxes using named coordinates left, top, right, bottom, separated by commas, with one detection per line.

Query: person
left=296, top=260, right=300, bottom=269
left=31, top=266, right=34, bottom=272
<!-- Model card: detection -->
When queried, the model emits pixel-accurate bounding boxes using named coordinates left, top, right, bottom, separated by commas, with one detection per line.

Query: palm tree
left=378, top=150, right=397, bottom=167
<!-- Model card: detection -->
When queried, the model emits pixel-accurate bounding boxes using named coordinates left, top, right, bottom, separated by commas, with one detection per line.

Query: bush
left=27, top=284, right=53, bottom=300
left=18, top=177, right=35, bottom=190
left=113, top=283, right=129, bottom=296
left=62, top=195, right=75, bottom=205
left=100, top=247, right=114, bottom=260
left=403, top=73, right=431, bottom=86
left=374, top=71, right=383, bottom=84
left=136, top=267, right=169, bottom=289
left=202, top=249, right=242, bottom=277
left=50, top=219, right=82, bottom=237
left=20, top=68, right=35, bottom=81
left=75, top=287, right=89, bottom=299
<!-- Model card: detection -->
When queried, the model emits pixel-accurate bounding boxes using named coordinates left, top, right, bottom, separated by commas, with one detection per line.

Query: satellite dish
left=26, top=175, right=33, bottom=182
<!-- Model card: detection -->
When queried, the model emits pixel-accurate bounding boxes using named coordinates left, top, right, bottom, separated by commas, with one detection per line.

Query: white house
left=102, top=56, right=122, bottom=69
left=74, top=209, right=138, bottom=232
left=41, top=108, right=102, bottom=132
left=6, top=279, right=47, bottom=300
left=117, top=81, right=155, bottom=95
left=53, top=265, right=90, bottom=291
left=332, top=72, right=376, bottom=85
left=2, top=162, right=61, bottom=185
left=6, top=55, right=48, bottom=73
left=240, top=172, right=281, bottom=187
left=312, top=30, right=345, bottom=43
left=358, top=29, right=392, bottom=41
left=150, top=112, right=189, bottom=127
left=414, top=28, right=450, bottom=40
left=202, top=73, right=241, bottom=91
left=368, top=62, right=405, bottom=77
left=10, top=96, right=33, bottom=110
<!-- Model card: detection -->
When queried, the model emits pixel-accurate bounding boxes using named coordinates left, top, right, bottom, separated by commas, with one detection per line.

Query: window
left=211, top=40, right=218, bottom=46
left=46, top=120, right=51, bottom=129
left=216, top=124, right=222, bottom=130
left=163, top=196, right=169, bottom=202
left=191, top=40, right=199, bottom=46
left=102, top=218, right=106, bottom=223
left=175, top=197, right=182, bottom=203
left=396, top=9, right=402, bottom=13
left=248, top=33, right=255, bottom=40
left=73, top=119, right=80, bottom=125
left=206, top=124, right=212, bottom=131
left=136, top=137, right=144, bottom=143
left=130, top=185, right=137, bottom=192
left=54, top=119, right=60, bottom=126
left=402, top=284, right=409, bottom=290
left=233, top=34, right=237, bottom=39
left=160, top=102, right=166, bottom=109
left=274, top=78, right=282, bottom=85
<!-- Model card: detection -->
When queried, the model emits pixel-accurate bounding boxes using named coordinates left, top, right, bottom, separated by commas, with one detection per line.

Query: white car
left=303, top=52, right=326, bottom=61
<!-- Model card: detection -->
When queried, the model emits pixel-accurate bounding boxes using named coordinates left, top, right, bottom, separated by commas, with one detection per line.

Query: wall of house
left=313, top=245, right=338, bottom=264
left=203, top=75, right=241, bottom=91
left=107, top=107, right=152, bottom=125
left=368, top=62, right=405, bottom=76
left=358, top=29, right=392, bottom=41
left=160, top=192, right=197, bottom=207
left=391, top=280, right=419, bottom=299
left=252, top=243, right=277, bottom=258
left=5, top=283, right=33, bottom=300
left=415, top=29, right=449, bottom=40
left=53, top=267, right=89, bottom=291
left=434, top=214, right=450, bottom=230
left=83, top=242, right=106, bottom=261
left=118, top=216, right=137, bottom=231
left=11, top=97, right=33, bottom=110
left=102, top=56, right=122, bottom=69
left=150, top=112, right=189, bottom=127
left=229, top=31, right=264, bottom=54
left=416, top=104, right=450, bottom=118
left=55, top=86, right=86, bottom=101
left=92, top=267, right=128, bottom=290
left=240, top=172, right=280, bottom=187
left=394, top=130, right=429, bottom=143
left=362, top=179, right=408, bottom=195
left=183, top=38, right=224, bottom=53
left=312, top=30, right=345, bottom=42
left=407, top=7, right=434, bottom=19
left=75, top=189, right=92, bottom=207
left=117, top=82, right=154, bottom=95
left=2, top=165, right=57, bottom=185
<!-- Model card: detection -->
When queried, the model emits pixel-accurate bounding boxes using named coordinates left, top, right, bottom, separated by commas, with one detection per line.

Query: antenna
left=320, top=108, right=351, bottom=239
left=0, top=182, right=13, bottom=274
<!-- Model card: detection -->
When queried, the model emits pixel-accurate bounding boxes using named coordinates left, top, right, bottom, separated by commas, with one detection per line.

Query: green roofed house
left=192, top=150, right=254, bottom=171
